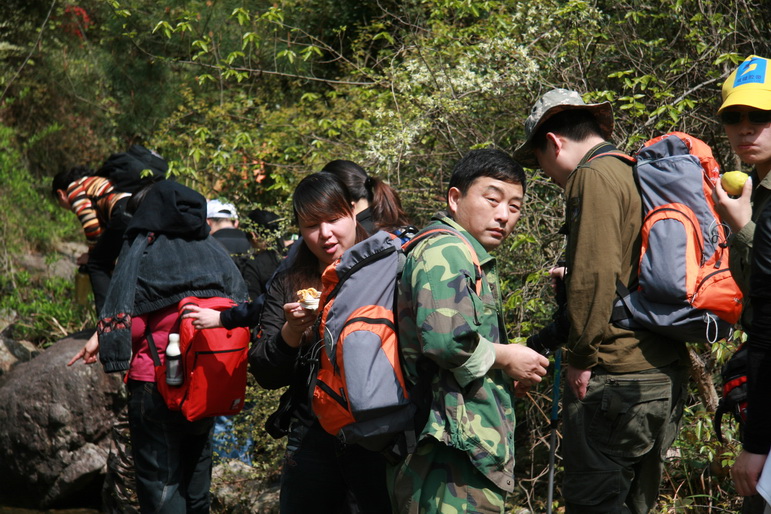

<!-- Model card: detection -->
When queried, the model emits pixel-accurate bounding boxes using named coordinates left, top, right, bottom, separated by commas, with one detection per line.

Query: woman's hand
left=280, top=302, right=317, bottom=348
left=181, top=305, right=223, bottom=329
left=76, top=252, right=89, bottom=266
left=68, top=331, right=100, bottom=366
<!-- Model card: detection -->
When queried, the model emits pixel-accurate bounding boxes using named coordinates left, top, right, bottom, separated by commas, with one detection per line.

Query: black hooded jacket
left=98, top=181, right=247, bottom=373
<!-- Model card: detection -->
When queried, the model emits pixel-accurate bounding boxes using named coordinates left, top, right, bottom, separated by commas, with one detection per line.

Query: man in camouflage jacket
left=388, top=149, right=549, bottom=513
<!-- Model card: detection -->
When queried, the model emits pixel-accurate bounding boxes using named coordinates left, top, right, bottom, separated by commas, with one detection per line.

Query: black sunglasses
left=720, top=110, right=771, bottom=125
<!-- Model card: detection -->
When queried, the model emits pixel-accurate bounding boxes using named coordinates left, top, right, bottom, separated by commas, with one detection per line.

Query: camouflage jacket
left=397, top=212, right=516, bottom=492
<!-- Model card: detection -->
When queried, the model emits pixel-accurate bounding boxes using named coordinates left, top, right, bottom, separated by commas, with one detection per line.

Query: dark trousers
left=562, top=364, right=687, bottom=514
left=280, top=422, right=391, bottom=514
left=127, top=380, right=214, bottom=514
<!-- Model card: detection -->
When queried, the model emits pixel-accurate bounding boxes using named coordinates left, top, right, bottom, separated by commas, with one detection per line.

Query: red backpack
left=149, top=296, right=251, bottom=422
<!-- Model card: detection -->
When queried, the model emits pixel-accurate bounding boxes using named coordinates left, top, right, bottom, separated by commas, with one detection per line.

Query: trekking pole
left=546, top=349, right=562, bottom=514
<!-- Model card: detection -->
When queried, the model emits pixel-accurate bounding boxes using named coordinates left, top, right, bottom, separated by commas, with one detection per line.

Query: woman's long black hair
left=320, top=160, right=411, bottom=232
left=287, top=172, right=368, bottom=293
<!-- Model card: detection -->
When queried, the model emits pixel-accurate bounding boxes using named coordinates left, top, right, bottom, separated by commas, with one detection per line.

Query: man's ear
left=447, top=186, right=462, bottom=215
left=545, top=132, right=563, bottom=156
left=55, top=189, right=69, bottom=208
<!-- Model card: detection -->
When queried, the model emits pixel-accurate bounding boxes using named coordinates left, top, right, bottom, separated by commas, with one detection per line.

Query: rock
left=0, top=335, right=39, bottom=381
left=210, top=460, right=280, bottom=513
left=0, top=309, right=16, bottom=335
left=0, top=332, right=126, bottom=509
left=16, top=241, right=87, bottom=282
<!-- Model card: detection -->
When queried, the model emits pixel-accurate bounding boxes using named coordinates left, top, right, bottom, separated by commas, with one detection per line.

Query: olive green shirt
left=563, top=143, right=685, bottom=372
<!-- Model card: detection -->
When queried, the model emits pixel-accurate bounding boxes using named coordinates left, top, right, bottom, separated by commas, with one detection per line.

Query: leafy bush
left=0, top=122, right=93, bottom=345
left=0, top=272, right=95, bottom=345
left=2, top=0, right=769, bottom=510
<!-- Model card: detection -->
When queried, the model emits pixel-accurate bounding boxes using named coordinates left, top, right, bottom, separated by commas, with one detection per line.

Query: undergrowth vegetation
left=2, top=0, right=769, bottom=510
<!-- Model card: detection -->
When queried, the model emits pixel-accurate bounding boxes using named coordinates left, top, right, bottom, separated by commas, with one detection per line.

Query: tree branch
left=1, top=0, right=58, bottom=104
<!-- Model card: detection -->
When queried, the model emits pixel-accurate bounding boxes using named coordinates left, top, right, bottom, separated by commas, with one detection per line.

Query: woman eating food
left=248, top=172, right=391, bottom=513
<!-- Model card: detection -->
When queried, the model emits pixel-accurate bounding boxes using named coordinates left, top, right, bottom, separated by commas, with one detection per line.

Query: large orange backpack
left=598, top=132, right=743, bottom=343
left=311, top=228, right=480, bottom=455
left=149, top=296, right=251, bottom=422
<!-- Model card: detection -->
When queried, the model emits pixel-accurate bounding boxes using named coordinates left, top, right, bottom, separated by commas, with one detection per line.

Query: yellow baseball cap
left=718, top=55, right=771, bottom=113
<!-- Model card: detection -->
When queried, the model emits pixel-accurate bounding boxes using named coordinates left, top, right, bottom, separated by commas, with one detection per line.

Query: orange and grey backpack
left=599, top=132, right=743, bottom=343
left=310, top=227, right=480, bottom=457
left=149, top=296, right=251, bottom=422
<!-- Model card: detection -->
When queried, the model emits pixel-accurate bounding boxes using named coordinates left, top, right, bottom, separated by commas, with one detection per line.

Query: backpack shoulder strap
left=404, top=226, right=482, bottom=295
left=145, top=324, right=163, bottom=367
left=587, top=151, right=636, bottom=166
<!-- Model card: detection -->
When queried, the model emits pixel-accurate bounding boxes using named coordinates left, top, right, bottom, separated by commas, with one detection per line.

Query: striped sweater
left=66, top=176, right=130, bottom=247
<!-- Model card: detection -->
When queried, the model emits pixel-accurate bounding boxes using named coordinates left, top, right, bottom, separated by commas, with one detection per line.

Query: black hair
left=448, top=148, right=527, bottom=197
left=246, top=208, right=283, bottom=252
left=288, top=172, right=368, bottom=293
left=321, top=160, right=370, bottom=202
left=293, top=172, right=356, bottom=226
left=125, top=182, right=156, bottom=215
left=321, top=159, right=411, bottom=232
left=51, top=165, right=95, bottom=198
left=532, top=109, right=603, bottom=154
left=247, top=208, right=281, bottom=232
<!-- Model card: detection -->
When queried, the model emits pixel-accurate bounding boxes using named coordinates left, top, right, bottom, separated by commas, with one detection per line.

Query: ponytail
left=321, top=159, right=412, bottom=231
left=369, top=176, right=410, bottom=231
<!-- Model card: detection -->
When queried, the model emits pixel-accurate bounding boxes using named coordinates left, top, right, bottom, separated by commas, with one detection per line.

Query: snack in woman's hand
left=297, top=288, right=321, bottom=310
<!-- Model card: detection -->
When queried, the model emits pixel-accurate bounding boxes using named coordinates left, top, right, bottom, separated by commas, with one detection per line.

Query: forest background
left=1, top=0, right=770, bottom=511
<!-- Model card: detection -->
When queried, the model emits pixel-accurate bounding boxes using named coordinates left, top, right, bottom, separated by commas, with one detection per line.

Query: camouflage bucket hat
left=514, top=88, right=614, bottom=168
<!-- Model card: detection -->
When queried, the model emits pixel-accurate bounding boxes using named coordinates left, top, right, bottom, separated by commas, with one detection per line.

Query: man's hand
left=713, top=176, right=752, bottom=234
left=513, top=381, right=532, bottom=398
left=549, top=266, right=566, bottom=293
left=566, top=364, right=591, bottom=399
left=67, top=331, right=99, bottom=366
left=181, top=305, right=223, bottom=329
left=493, top=344, right=549, bottom=386
left=733, top=449, right=767, bottom=497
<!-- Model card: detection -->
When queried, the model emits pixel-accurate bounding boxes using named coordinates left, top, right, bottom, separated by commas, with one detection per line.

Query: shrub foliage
left=1, top=0, right=769, bottom=509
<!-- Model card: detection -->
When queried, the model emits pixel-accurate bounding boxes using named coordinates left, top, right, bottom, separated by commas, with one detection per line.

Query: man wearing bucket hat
left=515, top=89, right=687, bottom=513
left=712, top=56, right=771, bottom=508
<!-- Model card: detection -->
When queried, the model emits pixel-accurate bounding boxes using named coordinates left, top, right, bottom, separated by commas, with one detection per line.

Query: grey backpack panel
left=607, top=133, right=741, bottom=344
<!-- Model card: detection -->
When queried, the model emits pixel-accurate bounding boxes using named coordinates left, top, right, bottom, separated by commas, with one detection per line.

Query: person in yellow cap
left=711, top=55, right=771, bottom=509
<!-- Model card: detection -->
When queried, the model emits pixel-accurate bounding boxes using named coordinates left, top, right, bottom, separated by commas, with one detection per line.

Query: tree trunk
left=688, top=347, right=718, bottom=412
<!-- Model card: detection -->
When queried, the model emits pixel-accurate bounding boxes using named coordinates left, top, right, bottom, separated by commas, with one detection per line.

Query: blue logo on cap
left=734, top=57, right=767, bottom=87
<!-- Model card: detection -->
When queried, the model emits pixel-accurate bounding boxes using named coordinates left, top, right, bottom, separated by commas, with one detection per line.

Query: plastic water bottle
left=165, top=333, right=183, bottom=386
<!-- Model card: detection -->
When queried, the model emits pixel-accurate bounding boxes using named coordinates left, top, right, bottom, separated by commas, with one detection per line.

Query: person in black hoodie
left=69, top=180, right=247, bottom=513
